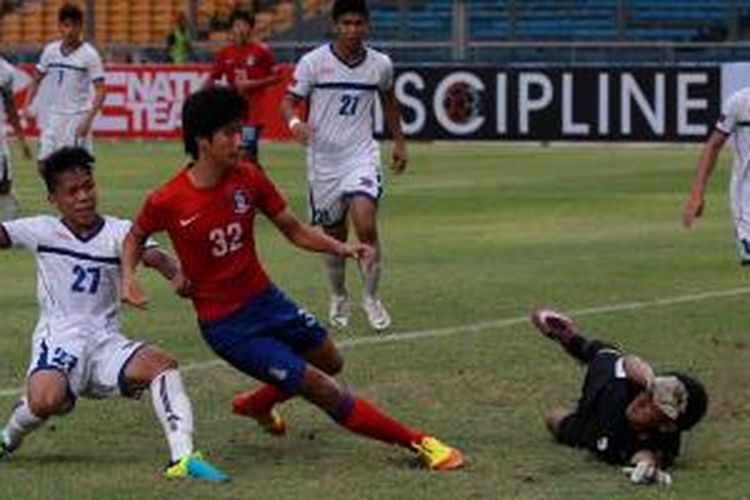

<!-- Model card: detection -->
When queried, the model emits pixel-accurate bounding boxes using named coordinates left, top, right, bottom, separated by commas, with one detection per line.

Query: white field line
left=1, top=285, right=748, bottom=398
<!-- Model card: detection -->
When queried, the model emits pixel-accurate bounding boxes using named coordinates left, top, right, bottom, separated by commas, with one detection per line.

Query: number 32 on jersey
left=209, top=222, right=244, bottom=257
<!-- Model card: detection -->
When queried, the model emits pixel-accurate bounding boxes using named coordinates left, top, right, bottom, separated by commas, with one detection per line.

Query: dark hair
left=42, top=147, right=95, bottom=193
left=666, top=371, right=708, bottom=431
left=182, top=86, right=247, bottom=159
left=58, top=3, right=84, bottom=24
left=332, top=0, right=369, bottom=21
left=230, top=9, right=254, bottom=28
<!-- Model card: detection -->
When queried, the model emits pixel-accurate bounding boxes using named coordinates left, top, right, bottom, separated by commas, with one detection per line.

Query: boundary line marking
left=1, top=285, right=747, bottom=398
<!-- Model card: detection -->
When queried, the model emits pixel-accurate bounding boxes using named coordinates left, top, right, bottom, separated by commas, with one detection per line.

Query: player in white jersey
left=21, top=4, right=105, bottom=166
left=281, top=0, right=407, bottom=332
left=0, top=147, right=228, bottom=482
left=683, top=85, right=750, bottom=263
left=0, top=56, right=32, bottom=220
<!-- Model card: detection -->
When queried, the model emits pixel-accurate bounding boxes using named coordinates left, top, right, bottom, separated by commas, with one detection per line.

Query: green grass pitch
left=0, top=140, right=747, bottom=499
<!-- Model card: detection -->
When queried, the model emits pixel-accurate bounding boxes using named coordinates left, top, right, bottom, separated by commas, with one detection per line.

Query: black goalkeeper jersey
left=556, top=351, right=681, bottom=466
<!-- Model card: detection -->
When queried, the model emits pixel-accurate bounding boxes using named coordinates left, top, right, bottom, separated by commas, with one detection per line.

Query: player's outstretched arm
left=121, top=225, right=151, bottom=309
left=76, top=80, right=105, bottom=138
left=270, top=208, right=374, bottom=265
left=381, top=88, right=407, bottom=174
left=683, top=130, right=728, bottom=229
left=0, top=86, right=31, bottom=159
left=141, top=247, right=192, bottom=298
left=622, top=355, right=656, bottom=389
left=21, top=71, right=44, bottom=122
left=280, top=93, right=310, bottom=145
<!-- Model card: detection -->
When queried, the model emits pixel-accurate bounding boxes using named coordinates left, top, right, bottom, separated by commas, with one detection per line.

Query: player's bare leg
left=323, top=221, right=350, bottom=328
left=232, top=337, right=344, bottom=435
left=1, top=370, right=69, bottom=457
left=350, top=196, right=390, bottom=331
left=124, top=346, right=228, bottom=482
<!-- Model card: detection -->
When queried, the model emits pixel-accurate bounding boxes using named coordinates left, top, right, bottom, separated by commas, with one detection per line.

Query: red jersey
left=210, top=42, right=276, bottom=125
left=135, top=162, right=287, bottom=322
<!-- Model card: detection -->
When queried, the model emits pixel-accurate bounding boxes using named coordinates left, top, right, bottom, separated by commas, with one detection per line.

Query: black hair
left=665, top=371, right=708, bottom=431
left=230, top=9, right=254, bottom=28
left=42, top=147, right=95, bottom=193
left=182, top=86, right=247, bottom=159
left=58, top=3, right=84, bottom=24
left=332, top=0, right=369, bottom=21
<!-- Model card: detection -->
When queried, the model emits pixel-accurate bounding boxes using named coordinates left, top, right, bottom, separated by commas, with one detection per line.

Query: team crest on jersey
left=233, top=189, right=252, bottom=214
left=246, top=55, right=256, bottom=66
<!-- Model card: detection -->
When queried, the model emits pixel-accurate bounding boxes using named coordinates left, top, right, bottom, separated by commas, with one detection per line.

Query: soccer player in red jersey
left=120, top=86, right=464, bottom=471
left=205, top=10, right=279, bottom=163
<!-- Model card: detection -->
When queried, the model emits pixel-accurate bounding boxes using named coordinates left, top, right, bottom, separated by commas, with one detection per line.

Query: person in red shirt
left=121, top=86, right=464, bottom=471
left=206, top=10, right=279, bottom=163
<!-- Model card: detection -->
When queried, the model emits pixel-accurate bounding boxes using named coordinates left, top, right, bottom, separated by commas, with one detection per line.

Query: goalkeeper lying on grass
left=530, top=308, right=708, bottom=486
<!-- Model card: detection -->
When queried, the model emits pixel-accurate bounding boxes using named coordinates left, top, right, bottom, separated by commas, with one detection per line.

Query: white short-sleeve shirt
left=288, top=44, right=393, bottom=180
left=36, top=40, right=105, bottom=115
left=1, top=215, right=152, bottom=333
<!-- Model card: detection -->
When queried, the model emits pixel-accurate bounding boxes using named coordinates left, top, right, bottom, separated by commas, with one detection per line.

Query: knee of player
left=326, top=354, right=344, bottom=375
left=126, top=346, right=179, bottom=384
left=27, top=388, right=70, bottom=418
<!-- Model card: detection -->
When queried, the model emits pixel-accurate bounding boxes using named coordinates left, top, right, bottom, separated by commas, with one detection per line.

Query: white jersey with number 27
left=1, top=216, right=149, bottom=335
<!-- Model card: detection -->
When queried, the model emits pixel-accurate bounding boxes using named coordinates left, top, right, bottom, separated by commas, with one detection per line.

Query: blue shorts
left=199, top=285, right=327, bottom=394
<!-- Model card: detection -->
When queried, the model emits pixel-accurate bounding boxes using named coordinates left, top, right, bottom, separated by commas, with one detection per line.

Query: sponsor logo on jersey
left=246, top=56, right=256, bottom=66
left=233, top=189, right=252, bottom=214
left=179, top=213, right=201, bottom=227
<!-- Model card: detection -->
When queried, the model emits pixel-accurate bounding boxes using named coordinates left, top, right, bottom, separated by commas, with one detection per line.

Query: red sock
left=233, top=384, right=293, bottom=416
left=340, top=397, right=426, bottom=448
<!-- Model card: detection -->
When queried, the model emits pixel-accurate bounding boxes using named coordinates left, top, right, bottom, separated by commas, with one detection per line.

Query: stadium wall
left=7, top=63, right=749, bottom=142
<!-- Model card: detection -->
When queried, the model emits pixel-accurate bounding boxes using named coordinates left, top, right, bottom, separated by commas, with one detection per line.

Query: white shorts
left=38, top=112, right=94, bottom=161
left=307, top=164, right=382, bottom=227
left=27, top=319, right=145, bottom=400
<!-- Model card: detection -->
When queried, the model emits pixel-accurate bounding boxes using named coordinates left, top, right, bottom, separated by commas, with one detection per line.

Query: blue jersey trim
left=47, top=62, right=87, bottom=72
left=313, top=82, right=378, bottom=91
left=37, top=245, right=120, bottom=265
left=61, top=216, right=106, bottom=243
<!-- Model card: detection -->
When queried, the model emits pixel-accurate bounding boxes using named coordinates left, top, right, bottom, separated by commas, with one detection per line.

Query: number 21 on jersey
left=339, top=94, right=360, bottom=116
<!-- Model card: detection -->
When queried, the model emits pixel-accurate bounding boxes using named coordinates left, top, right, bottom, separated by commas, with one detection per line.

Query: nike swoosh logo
left=179, top=214, right=200, bottom=227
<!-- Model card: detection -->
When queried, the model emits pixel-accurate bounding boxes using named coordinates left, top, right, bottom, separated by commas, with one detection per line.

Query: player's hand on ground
left=290, top=121, right=311, bottom=146
left=121, top=278, right=149, bottom=309
left=622, top=461, right=672, bottom=486
left=682, top=195, right=704, bottom=229
left=391, top=142, right=407, bottom=174
left=170, top=271, right=193, bottom=298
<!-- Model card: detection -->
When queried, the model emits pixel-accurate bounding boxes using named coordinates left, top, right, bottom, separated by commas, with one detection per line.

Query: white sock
left=0, top=194, right=18, bottom=221
left=3, top=398, right=45, bottom=450
left=325, top=254, right=348, bottom=297
left=359, top=242, right=382, bottom=300
left=150, top=369, right=194, bottom=463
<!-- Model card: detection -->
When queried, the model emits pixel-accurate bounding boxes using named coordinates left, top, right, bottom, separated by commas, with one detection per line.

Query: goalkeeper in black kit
left=531, top=308, right=708, bottom=486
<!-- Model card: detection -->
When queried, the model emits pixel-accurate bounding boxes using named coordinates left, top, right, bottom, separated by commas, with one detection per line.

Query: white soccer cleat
left=329, top=294, right=350, bottom=329
left=363, top=296, right=391, bottom=332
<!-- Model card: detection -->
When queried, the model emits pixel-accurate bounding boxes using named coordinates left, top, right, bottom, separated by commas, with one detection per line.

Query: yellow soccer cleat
left=411, top=436, right=465, bottom=471
left=163, top=451, right=230, bottom=482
